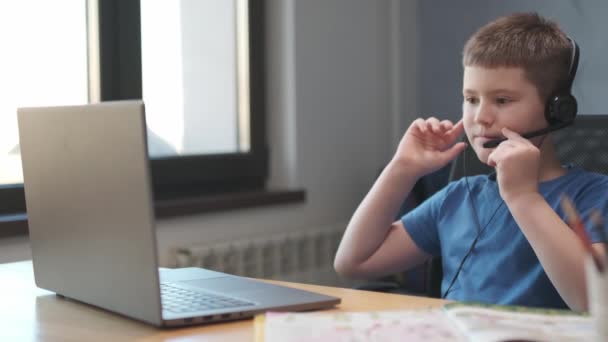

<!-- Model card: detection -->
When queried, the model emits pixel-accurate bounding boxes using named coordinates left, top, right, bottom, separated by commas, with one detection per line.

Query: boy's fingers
left=427, top=117, right=441, bottom=133
left=439, top=141, right=467, bottom=164
left=413, top=119, right=428, bottom=134
left=487, top=144, right=511, bottom=167
left=446, top=119, right=465, bottom=140
left=440, top=120, right=453, bottom=131
left=487, top=151, right=498, bottom=167
left=412, top=118, right=425, bottom=127
left=502, top=127, right=528, bottom=143
left=450, top=119, right=464, bottom=132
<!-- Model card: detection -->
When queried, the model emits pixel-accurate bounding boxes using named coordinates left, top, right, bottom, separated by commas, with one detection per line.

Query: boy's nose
left=473, top=103, right=495, bottom=126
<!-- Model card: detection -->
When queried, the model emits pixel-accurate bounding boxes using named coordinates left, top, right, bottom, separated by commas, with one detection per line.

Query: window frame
left=0, top=0, right=269, bottom=217
left=100, top=0, right=269, bottom=199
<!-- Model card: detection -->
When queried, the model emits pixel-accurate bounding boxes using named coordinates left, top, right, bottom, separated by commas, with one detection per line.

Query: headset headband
left=564, top=36, right=579, bottom=94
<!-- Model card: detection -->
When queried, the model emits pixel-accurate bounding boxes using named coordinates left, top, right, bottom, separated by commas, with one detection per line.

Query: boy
left=334, top=13, right=608, bottom=311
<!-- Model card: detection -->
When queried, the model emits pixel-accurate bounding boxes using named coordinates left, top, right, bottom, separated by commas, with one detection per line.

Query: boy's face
left=462, top=66, right=547, bottom=165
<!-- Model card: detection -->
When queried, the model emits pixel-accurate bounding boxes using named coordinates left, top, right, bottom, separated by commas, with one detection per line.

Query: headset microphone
left=483, top=37, right=579, bottom=149
left=482, top=121, right=572, bottom=148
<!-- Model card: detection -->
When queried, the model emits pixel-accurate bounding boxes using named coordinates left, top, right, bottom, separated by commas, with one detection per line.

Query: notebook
left=17, top=100, right=340, bottom=327
left=254, top=303, right=594, bottom=342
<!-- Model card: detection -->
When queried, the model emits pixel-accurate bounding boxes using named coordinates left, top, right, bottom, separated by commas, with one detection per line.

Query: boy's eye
left=464, top=97, right=478, bottom=104
left=496, top=97, right=511, bottom=105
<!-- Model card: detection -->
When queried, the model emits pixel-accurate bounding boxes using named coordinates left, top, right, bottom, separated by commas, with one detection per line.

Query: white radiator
left=171, top=225, right=353, bottom=286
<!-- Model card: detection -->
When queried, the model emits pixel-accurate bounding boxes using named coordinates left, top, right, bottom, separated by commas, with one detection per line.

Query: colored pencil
left=590, top=209, right=608, bottom=264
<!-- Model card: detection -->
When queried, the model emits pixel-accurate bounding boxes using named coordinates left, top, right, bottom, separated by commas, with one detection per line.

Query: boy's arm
left=333, top=160, right=429, bottom=279
left=489, top=127, right=601, bottom=311
left=507, top=195, right=602, bottom=312
left=343, top=221, right=432, bottom=280
left=334, top=118, right=465, bottom=279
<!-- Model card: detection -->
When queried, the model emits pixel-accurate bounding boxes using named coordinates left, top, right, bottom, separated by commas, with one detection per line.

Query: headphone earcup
left=545, top=94, right=578, bottom=124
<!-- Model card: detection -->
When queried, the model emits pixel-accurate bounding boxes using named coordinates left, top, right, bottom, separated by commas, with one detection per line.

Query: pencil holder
left=585, top=255, right=608, bottom=342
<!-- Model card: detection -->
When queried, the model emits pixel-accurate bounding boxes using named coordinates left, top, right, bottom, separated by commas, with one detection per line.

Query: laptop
left=17, top=100, right=340, bottom=327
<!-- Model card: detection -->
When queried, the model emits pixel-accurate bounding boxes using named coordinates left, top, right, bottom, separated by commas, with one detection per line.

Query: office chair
left=426, top=114, right=608, bottom=298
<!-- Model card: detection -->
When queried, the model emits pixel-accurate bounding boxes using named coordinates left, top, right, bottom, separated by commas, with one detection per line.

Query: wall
left=0, top=0, right=418, bottom=288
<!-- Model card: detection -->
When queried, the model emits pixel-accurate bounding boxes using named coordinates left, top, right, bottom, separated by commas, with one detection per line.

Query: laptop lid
left=18, top=100, right=163, bottom=326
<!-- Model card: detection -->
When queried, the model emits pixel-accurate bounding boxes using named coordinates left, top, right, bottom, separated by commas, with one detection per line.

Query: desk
left=0, top=261, right=446, bottom=341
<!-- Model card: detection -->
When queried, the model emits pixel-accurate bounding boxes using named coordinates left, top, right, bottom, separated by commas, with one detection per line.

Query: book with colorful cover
left=254, top=302, right=593, bottom=342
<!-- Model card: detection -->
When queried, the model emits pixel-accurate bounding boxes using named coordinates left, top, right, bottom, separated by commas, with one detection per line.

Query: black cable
left=442, top=145, right=504, bottom=299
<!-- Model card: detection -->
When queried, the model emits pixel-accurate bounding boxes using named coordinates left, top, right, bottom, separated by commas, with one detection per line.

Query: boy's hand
left=487, top=127, right=540, bottom=203
left=392, top=117, right=466, bottom=177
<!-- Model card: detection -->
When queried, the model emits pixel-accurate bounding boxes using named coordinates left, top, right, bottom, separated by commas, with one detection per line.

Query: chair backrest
left=552, top=115, right=608, bottom=174
left=426, top=114, right=608, bottom=298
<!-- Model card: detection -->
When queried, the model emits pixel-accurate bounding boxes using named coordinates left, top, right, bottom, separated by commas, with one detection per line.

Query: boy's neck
left=538, top=137, right=567, bottom=182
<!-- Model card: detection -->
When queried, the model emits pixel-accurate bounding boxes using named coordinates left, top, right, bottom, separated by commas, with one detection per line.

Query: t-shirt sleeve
left=401, top=182, right=455, bottom=257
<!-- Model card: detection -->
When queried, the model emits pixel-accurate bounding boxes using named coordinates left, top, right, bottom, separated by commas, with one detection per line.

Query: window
left=0, top=1, right=88, bottom=186
left=97, top=0, right=268, bottom=198
left=142, top=0, right=252, bottom=157
left=0, top=0, right=269, bottom=220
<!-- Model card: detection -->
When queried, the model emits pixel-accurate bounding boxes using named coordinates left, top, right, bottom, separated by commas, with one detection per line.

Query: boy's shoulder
left=572, top=167, right=608, bottom=181
left=560, top=167, right=608, bottom=194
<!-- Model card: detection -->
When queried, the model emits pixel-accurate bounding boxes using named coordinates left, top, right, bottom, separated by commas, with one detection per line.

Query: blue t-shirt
left=402, top=166, right=608, bottom=309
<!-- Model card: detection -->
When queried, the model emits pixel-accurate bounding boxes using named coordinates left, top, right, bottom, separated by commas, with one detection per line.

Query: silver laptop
left=17, top=100, right=340, bottom=327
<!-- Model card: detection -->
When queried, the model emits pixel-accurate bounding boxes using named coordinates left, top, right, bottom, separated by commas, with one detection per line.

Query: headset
left=442, top=37, right=580, bottom=299
left=483, top=36, right=579, bottom=148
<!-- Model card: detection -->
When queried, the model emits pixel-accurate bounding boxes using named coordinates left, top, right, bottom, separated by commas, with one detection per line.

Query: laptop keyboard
left=161, top=283, right=255, bottom=313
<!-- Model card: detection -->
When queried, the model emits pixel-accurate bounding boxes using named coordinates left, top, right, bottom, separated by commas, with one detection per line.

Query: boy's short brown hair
left=463, top=12, right=573, bottom=102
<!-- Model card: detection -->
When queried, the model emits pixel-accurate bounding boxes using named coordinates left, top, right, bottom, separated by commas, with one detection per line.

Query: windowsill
left=0, top=189, right=306, bottom=238
left=154, top=189, right=306, bottom=217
